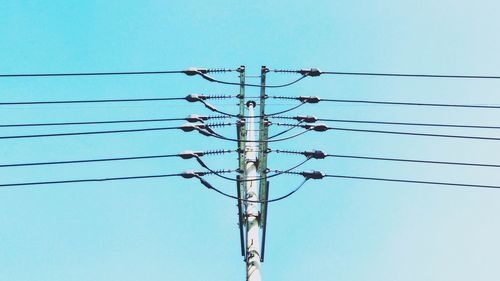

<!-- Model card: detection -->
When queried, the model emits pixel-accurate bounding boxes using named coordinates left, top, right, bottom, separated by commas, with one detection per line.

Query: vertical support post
left=257, top=66, right=270, bottom=262
left=245, top=101, right=262, bottom=281
left=236, top=66, right=247, bottom=257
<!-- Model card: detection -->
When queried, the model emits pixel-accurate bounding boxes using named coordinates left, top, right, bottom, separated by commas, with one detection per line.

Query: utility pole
left=244, top=99, right=262, bottom=281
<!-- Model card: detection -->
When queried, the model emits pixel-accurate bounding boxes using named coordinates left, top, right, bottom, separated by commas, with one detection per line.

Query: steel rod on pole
left=237, top=66, right=247, bottom=258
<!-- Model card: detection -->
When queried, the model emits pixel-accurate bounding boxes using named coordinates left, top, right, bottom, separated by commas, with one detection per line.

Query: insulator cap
left=298, top=68, right=322, bottom=77
left=298, top=96, right=321, bottom=103
left=178, top=151, right=204, bottom=159
left=181, top=170, right=198, bottom=178
left=305, top=124, right=328, bottom=132
left=301, top=170, right=325, bottom=179
left=180, top=123, right=197, bottom=132
left=246, top=100, right=257, bottom=108
left=184, top=67, right=209, bottom=76
left=186, top=114, right=208, bottom=123
left=295, top=115, right=318, bottom=123
left=185, top=94, right=207, bottom=102
left=303, top=150, right=327, bottom=159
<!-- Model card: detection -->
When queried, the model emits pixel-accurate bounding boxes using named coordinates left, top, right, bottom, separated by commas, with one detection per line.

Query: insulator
left=272, top=69, right=298, bottom=74
left=207, top=122, right=234, bottom=128
left=203, top=149, right=234, bottom=156
left=205, top=94, right=235, bottom=100
left=208, top=115, right=231, bottom=119
left=207, top=68, right=234, bottom=73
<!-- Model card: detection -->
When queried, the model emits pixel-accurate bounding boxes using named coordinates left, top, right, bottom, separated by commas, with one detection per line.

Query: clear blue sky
left=1, top=1, right=500, bottom=280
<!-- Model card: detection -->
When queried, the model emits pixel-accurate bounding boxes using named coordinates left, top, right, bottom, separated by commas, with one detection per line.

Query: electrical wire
left=320, top=71, right=500, bottom=79
left=195, top=156, right=312, bottom=182
left=0, top=126, right=181, bottom=140
left=0, top=154, right=179, bottom=168
left=325, top=126, right=500, bottom=142
left=0, top=70, right=185, bottom=78
left=268, top=121, right=304, bottom=139
left=316, top=118, right=500, bottom=130
left=0, top=173, right=183, bottom=187
left=0, top=117, right=190, bottom=128
left=196, top=99, right=306, bottom=118
left=324, top=174, right=500, bottom=189
left=0, top=97, right=186, bottom=106
left=199, top=73, right=308, bottom=88
left=0, top=149, right=235, bottom=168
left=325, top=154, right=500, bottom=168
left=206, top=178, right=310, bottom=203
left=201, top=128, right=313, bottom=143
left=318, top=99, right=500, bottom=109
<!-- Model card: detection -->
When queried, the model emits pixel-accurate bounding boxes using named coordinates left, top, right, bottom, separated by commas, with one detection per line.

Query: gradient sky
left=1, top=1, right=500, bottom=281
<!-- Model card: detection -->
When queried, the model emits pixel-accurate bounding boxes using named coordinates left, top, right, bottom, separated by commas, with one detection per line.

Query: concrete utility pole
left=244, top=100, right=262, bottom=281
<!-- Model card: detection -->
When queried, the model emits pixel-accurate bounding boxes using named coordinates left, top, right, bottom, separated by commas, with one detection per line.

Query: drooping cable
left=192, top=126, right=313, bottom=143
left=189, top=175, right=310, bottom=203
left=197, top=72, right=308, bottom=88
left=190, top=96, right=306, bottom=118
left=191, top=156, right=312, bottom=182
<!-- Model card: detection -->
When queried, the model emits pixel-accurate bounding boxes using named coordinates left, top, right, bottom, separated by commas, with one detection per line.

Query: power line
left=0, top=70, right=186, bottom=78
left=325, top=126, right=500, bottom=141
left=281, top=170, right=500, bottom=189
left=0, top=173, right=183, bottom=187
left=0, top=97, right=186, bottom=106
left=317, top=98, right=500, bottom=109
left=0, top=115, right=227, bottom=128
left=0, top=126, right=181, bottom=140
left=0, top=117, right=187, bottom=128
left=273, top=150, right=500, bottom=168
left=276, top=123, right=500, bottom=142
left=324, top=174, right=500, bottom=189
left=326, top=154, right=500, bottom=168
left=0, top=154, right=179, bottom=168
left=320, top=71, right=500, bottom=79
left=315, top=118, right=500, bottom=130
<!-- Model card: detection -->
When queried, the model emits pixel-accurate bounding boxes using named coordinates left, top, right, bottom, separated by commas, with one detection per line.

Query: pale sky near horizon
left=1, top=1, right=500, bottom=281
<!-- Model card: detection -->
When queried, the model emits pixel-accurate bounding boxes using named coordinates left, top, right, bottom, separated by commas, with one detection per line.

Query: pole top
left=246, top=100, right=257, bottom=108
